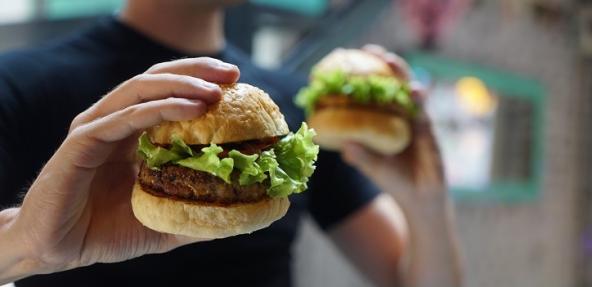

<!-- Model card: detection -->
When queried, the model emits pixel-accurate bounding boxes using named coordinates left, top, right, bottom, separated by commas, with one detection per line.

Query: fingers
left=66, top=98, right=206, bottom=169
left=410, top=81, right=426, bottom=105
left=341, top=142, right=394, bottom=188
left=100, top=73, right=221, bottom=111
left=170, top=234, right=212, bottom=247
left=408, top=129, right=446, bottom=186
left=402, top=109, right=446, bottom=187
left=361, top=45, right=423, bottom=105
left=70, top=57, right=240, bottom=130
left=362, top=44, right=411, bottom=81
left=71, top=73, right=221, bottom=130
left=92, top=98, right=206, bottom=142
left=146, top=57, right=240, bottom=84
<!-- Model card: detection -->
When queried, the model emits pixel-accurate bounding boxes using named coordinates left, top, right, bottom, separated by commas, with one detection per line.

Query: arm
left=400, top=195, right=462, bottom=287
left=329, top=191, right=462, bottom=286
left=328, top=45, right=463, bottom=287
left=0, top=58, right=239, bottom=284
left=0, top=208, right=39, bottom=283
left=329, top=193, right=462, bottom=287
left=328, top=194, right=408, bottom=286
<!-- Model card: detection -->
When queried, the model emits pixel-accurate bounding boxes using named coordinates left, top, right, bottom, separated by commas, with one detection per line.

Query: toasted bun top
left=313, top=48, right=395, bottom=78
left=148, top=83, right=289, bottom=145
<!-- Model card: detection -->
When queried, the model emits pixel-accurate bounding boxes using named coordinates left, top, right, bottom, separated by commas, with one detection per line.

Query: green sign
left=250, top=0, right=327, bottom=16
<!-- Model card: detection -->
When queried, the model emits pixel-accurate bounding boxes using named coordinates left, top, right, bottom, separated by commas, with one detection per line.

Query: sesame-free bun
left=308, top=108, right=410, bottom=155
left=147, top=83, right=289, bottom=145
left=313, top=48, right=396, bottom=78
left=131, top=183, right=290, bottom=239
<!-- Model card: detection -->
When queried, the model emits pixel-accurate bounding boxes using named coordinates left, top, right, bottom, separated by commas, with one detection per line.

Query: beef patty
left=138, top=163, right=269, bottom=205
left=138, top=137, right=281, bottom=205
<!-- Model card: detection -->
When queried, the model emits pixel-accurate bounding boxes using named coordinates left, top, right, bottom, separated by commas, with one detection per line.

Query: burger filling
left=139, top=164, right=269, bottom=204
left=137, top=123, right=319, bottom=204
left=294, top=70, right=417, bottom=116
left=314, top=96, right=413, bottom=118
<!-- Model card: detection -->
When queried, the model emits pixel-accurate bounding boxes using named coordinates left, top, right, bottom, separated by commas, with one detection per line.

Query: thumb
left=342, top=142, right=388, bottom=183
left=157, top=234, right=211, bottom=254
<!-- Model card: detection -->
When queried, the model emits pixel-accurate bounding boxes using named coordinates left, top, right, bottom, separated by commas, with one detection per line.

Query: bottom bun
left=308, top=107, right=411, bottom=155
left=131, top=183, right=290, bottom=239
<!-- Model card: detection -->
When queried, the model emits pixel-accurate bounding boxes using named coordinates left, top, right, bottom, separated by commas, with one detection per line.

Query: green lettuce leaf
left=136, top=123, right=319, bottom=197
left=176, top=144, right=234, bottom=184
left=170, top=135, right=194, bottom=156
left=257, top=150, right=302, bottom=197
left=137, top=133, right=183, bottom=169
left=262, top=123, right=318, bottom=197
left=274, top=122, right=318, bottom=186
left=228, top=150, right=267, bottom=185
left=294, top=70, right=416, bottom=115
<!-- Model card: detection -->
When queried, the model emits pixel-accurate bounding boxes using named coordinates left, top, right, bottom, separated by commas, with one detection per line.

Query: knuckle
left=69, top=101, right=103, bottom=132
left=69, top=115, right=84, bottom=132
left=65, top=124, right=100, bottom=154
left=67, top=124, right=89, bottom=141
left=71, top=112, right=85, bottom=124
left=172, top=74, right=195, bottom=84
left=146, top=62, right=167, bottom=73
left=129, top=73, right=151, bottom=85
left=124, top=74, right=154, bottom=94
left=178, top=75, right=218, bottom=92
left=194, top=56, right=218, bottom=65
left=121, top=104, right=142, bottom=117
left=161, top=73, right=209, bottom=90
left=162, top=97, right=183, bottom=106
left=195, top=57, right=234, bottom=72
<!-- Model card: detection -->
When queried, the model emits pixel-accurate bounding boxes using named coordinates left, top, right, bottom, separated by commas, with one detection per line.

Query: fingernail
left=187, top=99, right=204, bottom=105
left=217, top=62, right=237, bottom=71
left=188, top=100, right=206, bottom=112
left=204, top=82, right=220, bottom=91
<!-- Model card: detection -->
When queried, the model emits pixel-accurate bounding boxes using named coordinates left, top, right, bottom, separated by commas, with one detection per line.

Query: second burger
left=295, top=48, right=417, bottom=155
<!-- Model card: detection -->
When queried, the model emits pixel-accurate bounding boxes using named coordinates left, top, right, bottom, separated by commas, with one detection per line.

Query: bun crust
left=131, top=183, right=290, bottom=239
left=308, top=108, right=411, bottom=155
left=148, top=83, right=289, bottom=145
left=313, top=48, right=395, bottom=78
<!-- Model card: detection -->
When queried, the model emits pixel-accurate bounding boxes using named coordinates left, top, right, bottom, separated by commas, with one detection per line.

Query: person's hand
left=0, top=58, right=240, bottom=282
left=342, top=44, right=447, bottom=213
left=341, top=44, right=462, bottom=287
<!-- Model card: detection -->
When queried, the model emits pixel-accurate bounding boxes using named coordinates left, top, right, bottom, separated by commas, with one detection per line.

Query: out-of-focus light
left=0, top=0, right=33, bottom=24
left=455, top=77, right=496, bottom=116
left=412, top=67, right=431, bottom=87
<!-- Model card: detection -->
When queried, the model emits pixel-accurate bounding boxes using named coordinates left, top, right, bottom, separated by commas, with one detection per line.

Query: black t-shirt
left=0, top=17, right=379, bottom=287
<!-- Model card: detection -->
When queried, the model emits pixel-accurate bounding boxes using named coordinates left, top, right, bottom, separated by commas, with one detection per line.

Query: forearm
left=0, top=207, right=40, bottom=284
left=401, top=195, right=463, bottom=287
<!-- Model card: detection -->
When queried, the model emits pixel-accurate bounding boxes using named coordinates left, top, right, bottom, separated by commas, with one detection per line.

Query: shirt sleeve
left=307, top=150, right=381, bottom=230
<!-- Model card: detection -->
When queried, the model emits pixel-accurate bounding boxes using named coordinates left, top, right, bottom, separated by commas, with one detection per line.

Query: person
left=0, top=1, right=462, bottom=286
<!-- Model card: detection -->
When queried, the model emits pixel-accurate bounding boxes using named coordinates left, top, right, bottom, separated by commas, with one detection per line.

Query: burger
left=295, top=48, right=417, bottom=155
left=132, top=83, right=319, bottom=239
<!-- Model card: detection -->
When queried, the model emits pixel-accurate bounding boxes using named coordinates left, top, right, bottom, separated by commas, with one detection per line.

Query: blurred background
left=0, top=0, right=590, bottom=286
